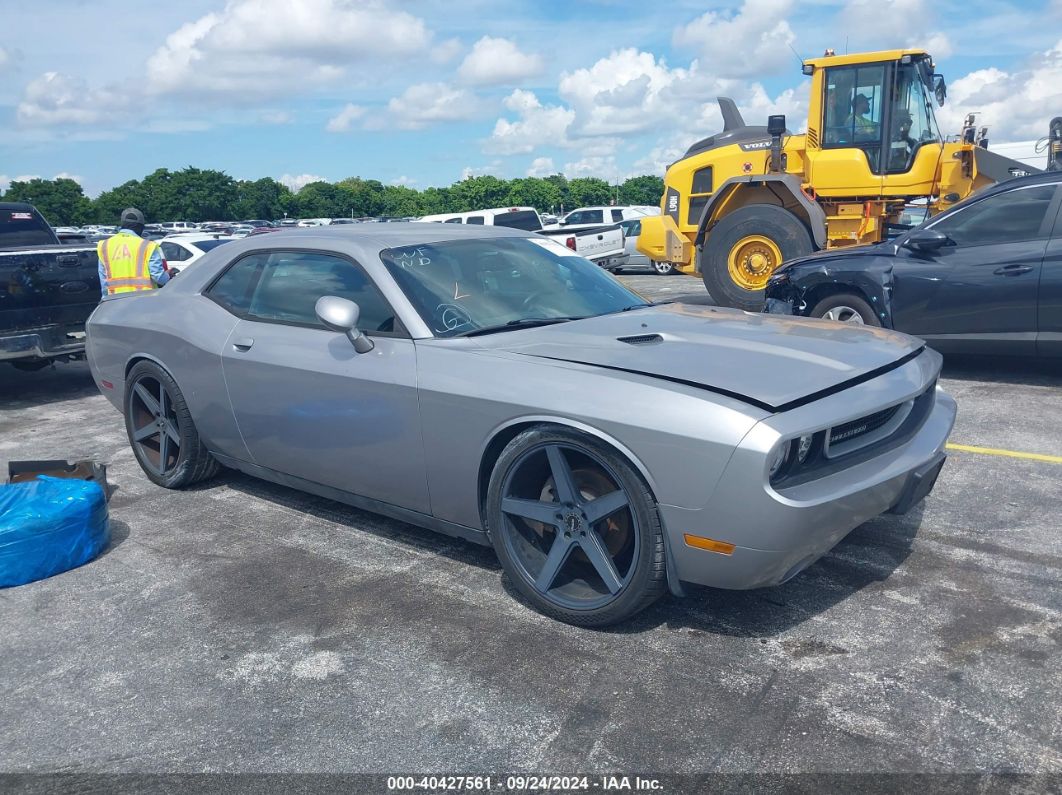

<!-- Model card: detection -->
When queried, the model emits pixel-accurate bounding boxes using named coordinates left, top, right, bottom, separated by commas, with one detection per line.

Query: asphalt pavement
left=1, top=275, right=1060, bottom=783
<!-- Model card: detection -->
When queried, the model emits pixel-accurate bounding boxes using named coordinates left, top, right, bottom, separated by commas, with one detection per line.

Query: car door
left=890, top=183, right=1058, bottom=355
left=1039, top=191, right=1062, bottom=356
left=209, top=249, right=430, bottom=513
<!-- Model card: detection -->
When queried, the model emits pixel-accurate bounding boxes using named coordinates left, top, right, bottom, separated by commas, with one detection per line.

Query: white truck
left=416, top=207, right=627, bottom=271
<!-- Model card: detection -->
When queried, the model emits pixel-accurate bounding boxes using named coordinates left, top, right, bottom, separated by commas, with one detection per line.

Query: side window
left=466, top=216, right=485, bottom=225
left=161, top=242, right=190, bottom=262
left=929, top=186, right=1057, bottom=247
left=587, top=210, right=603, bottom=224
left=245, top=252, right=398, bottom=334
left=444, top=217, right=463, bottom=224
left=207, top=253, right=266, bottom=314
left=611, top=209, right=623, bottom=222
left=823, top=64, right=886, bottom=169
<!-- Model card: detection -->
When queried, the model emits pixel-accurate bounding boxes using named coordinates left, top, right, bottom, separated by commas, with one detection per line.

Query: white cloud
left=325, top=103, right=365, bottom=132
left=0, top=174, right=41, bottom=192
left=527, top=156, right=555, bottom=177
left=0, top=46, right=9, bottom=71
left=16, top=72, right=119, bottom=127
left=672, top=0, right=795, bottom=79
left=431, top=38, right=463, bottom=65
left=146, top=0, right=432, bottom=98
left=486, top=89, right=574, bottom=154
left=261, top=110, right=293, bottom=124
left=840, top=0, right=952, bottom=59
left=936, top=39, right=1062, bottom=141
left=457, top=36, right=544, bottom=86
left=382, top=82, right=481, bottom=130
left=53, top=172, right=83, bottom=184
left=391, top=175, right=417, bottom=186
left=278, top=173, right=328, bottom=192
left=460, top=164, right=501, bottom=180
left=562, top=156, right=622, bottom=183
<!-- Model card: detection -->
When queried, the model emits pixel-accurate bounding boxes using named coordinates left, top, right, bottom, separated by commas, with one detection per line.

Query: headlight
left=768, top=442, right=791, bottom=479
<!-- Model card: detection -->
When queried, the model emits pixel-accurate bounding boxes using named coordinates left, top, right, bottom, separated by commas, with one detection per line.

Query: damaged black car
left=764, top=171, right=1062, bottom=358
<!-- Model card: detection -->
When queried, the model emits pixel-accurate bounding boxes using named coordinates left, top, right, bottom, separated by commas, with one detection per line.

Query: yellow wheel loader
left=636, top=49, right=1042, bottom=310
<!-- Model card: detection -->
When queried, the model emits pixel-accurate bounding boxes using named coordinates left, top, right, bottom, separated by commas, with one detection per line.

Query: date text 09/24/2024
left=386, top=775, right=663, bottom=791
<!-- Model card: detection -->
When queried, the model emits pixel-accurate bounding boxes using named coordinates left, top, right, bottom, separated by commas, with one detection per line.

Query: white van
left=416, top=207, right=544, bottom=231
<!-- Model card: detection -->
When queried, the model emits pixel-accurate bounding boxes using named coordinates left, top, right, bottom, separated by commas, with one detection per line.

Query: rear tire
left=700, top=204, right=814, bottom=311
left=485, top=426, right=667, bottom=627
left=124, top=360, right=220, bottom=489
left=810, top=293, right=881, bottom=326
left=652, top=261, right=675, bottom=275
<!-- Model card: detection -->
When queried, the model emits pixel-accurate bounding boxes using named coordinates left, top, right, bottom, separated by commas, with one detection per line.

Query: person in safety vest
left=97, top=207, right=169, bottom=296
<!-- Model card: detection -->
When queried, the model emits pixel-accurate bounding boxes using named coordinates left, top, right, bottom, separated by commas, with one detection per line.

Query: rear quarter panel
left=87, top=291, right=245, bottom=459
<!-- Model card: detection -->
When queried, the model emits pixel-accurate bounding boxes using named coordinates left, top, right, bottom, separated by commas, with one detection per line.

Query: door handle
left=232, top=337, right=254, bottom=351
left=993, top=264, right=1033, bottom=276
left=57, top=254, right=81, bottom=267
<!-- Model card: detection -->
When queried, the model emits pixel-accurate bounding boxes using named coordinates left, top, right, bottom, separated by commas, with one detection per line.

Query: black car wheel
left=124, top=360, right=220, bottom=488
left=486, top=426, right=666, bottom=627
left=811, top=293, right=881, bottom=326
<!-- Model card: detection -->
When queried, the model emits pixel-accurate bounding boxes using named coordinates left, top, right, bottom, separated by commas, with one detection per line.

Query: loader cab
left=806, top=50, right=945, bottom=196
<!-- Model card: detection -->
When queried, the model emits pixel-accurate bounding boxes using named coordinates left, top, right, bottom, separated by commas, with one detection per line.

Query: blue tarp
left=0, top=476, right=110, bottom=587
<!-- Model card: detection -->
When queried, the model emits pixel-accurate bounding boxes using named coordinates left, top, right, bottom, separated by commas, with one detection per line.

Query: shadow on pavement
left=940, top=353, right=1062, bottom=387
left=0, top=361, right=98, bottom=409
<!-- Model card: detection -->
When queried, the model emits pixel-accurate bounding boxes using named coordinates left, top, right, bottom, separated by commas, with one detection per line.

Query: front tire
left=810, top=293, right=881, bottom=326
left=700, top=205, right=814, bottom=311
left=485, top=426, right=667, bottom=627
left=652, top=260, right=675, bottom=275
left=124, top=360, right=220, bottom=488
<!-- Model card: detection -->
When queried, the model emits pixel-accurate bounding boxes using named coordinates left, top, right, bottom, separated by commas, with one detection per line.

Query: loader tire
left=700, top=205, right=814, bottom=311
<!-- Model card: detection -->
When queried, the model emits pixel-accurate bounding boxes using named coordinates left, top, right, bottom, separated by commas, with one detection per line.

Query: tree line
left=0, top=167, right=665, bottom=226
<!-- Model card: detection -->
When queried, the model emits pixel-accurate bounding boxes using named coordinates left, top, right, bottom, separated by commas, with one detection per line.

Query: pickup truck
left=1, top=202, right=101, bottom=370
left=415, top=206, right=627, bottom=270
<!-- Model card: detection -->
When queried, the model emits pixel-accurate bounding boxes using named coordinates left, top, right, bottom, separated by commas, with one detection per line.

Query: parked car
left=557, top=206, right=659, bottom=227
left=416, top=207, right=627, bottom=270
left=615, top=219, right=677, bottom=275
left=0, top=202, right=101, bottom=370
left=765, top=172, right=1062, bottom=357
left=329, top=218, right=359, bottom=225
left=231, top=225, right=255, bottom=238
left=159, top=222, right=198, bottom=233
left=242, top=220, right=274, bottom=229
left=87, top=223, right=954, bottom=626
left=159, top=233, right=237, bottom=274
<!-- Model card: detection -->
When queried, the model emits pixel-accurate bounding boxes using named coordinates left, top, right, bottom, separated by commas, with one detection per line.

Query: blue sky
left=1, top=0, right=1060, bottom=196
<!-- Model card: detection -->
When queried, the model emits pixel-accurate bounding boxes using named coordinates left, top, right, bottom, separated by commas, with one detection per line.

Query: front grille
left=830, top=405, right=900, bottom=444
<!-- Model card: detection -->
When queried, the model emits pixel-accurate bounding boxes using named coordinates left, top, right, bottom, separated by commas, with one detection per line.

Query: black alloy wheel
left=124, top=360, right=219, bottom=488
left=487, top=426, right=666, bottom=626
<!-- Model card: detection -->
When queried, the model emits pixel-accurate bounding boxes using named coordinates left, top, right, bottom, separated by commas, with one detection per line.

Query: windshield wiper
left=457, top=316, right=581, bottom=338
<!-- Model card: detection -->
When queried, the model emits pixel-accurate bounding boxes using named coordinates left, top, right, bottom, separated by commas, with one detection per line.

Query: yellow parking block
left=946, top=443, right=1062, bottom=465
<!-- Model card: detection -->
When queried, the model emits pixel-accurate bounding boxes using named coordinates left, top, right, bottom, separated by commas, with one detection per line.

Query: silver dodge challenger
left=87, top=224, right=956, bottom=626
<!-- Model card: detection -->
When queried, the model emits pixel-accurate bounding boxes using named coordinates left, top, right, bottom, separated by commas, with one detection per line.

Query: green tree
left=505, top=177, right=563, bottom=213
left=379, top=185, right=422, bottom=217
left=294, top=181, right=345, bottom=217
left=567, top=177, right=612, bottom=207
left=336, top=177, right=386, bottom=217
left=233, top=177, right=291, bottom=220
left=91, top=179, right=145, bottom=224
left=2, top=178, right=94, bottom=226
left=449, top=175, right=510, bottom=212
left=619, top=175, right=664, bottom=207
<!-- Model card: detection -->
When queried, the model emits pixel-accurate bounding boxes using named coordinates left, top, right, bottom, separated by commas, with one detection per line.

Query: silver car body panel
left=86, top=224, right=955, bottom=592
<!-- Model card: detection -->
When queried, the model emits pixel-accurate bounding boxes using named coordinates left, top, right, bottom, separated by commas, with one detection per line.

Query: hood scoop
left=617, top=333, right=663, bottom=346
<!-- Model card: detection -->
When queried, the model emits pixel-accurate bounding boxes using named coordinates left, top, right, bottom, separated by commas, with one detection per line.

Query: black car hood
left=470, top=303, right=922, bottom=412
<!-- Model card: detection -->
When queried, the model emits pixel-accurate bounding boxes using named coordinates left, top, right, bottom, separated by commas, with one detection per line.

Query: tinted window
left=492, top=210, right=542, bottom=231
left=160, top=242, right=190, bottom=262
left=207, top=253, right=265, bottom=314
left=444, top=218, right=463, bottom=224
left=0, top=208, right=55, bottom=247
left=466, top=216, right=485, bottom=225
left=929, top=185, right=1056, bottom=246
left=566, top=210, right=603, bottom=225
left=691, top=166, right=713, bottom=195
left=189, top=239, right=234, bottom=253
left=620, top=220, right=641, bottom=236
left=380, top=237, right=647, bottom=337
left=244, top=252, right=397, bottom=333
left=611, top=209, right=624, bottom=222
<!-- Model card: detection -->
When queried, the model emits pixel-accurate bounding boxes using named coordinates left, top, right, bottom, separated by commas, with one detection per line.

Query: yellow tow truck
left=636, top=48, right=1042, bottom=309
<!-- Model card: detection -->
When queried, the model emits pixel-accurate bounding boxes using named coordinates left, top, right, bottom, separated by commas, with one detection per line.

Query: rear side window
left=930, top=185, right=1057, bottom=246
left=0, top=208, right=55, bottom=247
left=190, top=239, right=234, bottom=253
left=160, top=242, right=191, bottom=262
left=466, top=216, right=485, bottom=225
left=611, top=209, right=623, bottom=222
left=492, top=210, right=542, bottom=231
left=210, top=251, right=399, bottom=334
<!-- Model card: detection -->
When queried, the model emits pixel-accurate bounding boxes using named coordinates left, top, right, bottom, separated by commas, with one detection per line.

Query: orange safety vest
left=98, top=234, right=159, bottom=295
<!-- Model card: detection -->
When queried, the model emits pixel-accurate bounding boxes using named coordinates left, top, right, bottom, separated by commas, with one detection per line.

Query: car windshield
left=190, top=239, right=234, bottom=252
left=379, top=236, right=649, bottom=337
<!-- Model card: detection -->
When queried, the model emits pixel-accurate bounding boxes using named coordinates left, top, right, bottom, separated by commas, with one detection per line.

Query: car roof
left=243, top=221, right=533, bottom=246
left=967, top=170, right=1061, bottom=201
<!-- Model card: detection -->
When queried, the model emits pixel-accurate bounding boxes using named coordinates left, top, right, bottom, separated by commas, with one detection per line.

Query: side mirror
left=903, top=228, right=952, bottom=252
left=315, top=295, right=374, bottom=353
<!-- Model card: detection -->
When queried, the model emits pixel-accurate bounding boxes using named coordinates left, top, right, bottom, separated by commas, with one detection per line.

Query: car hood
left=778, top=241, right=898, bottom=273
left=470, top=303, right=923, bottom=412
